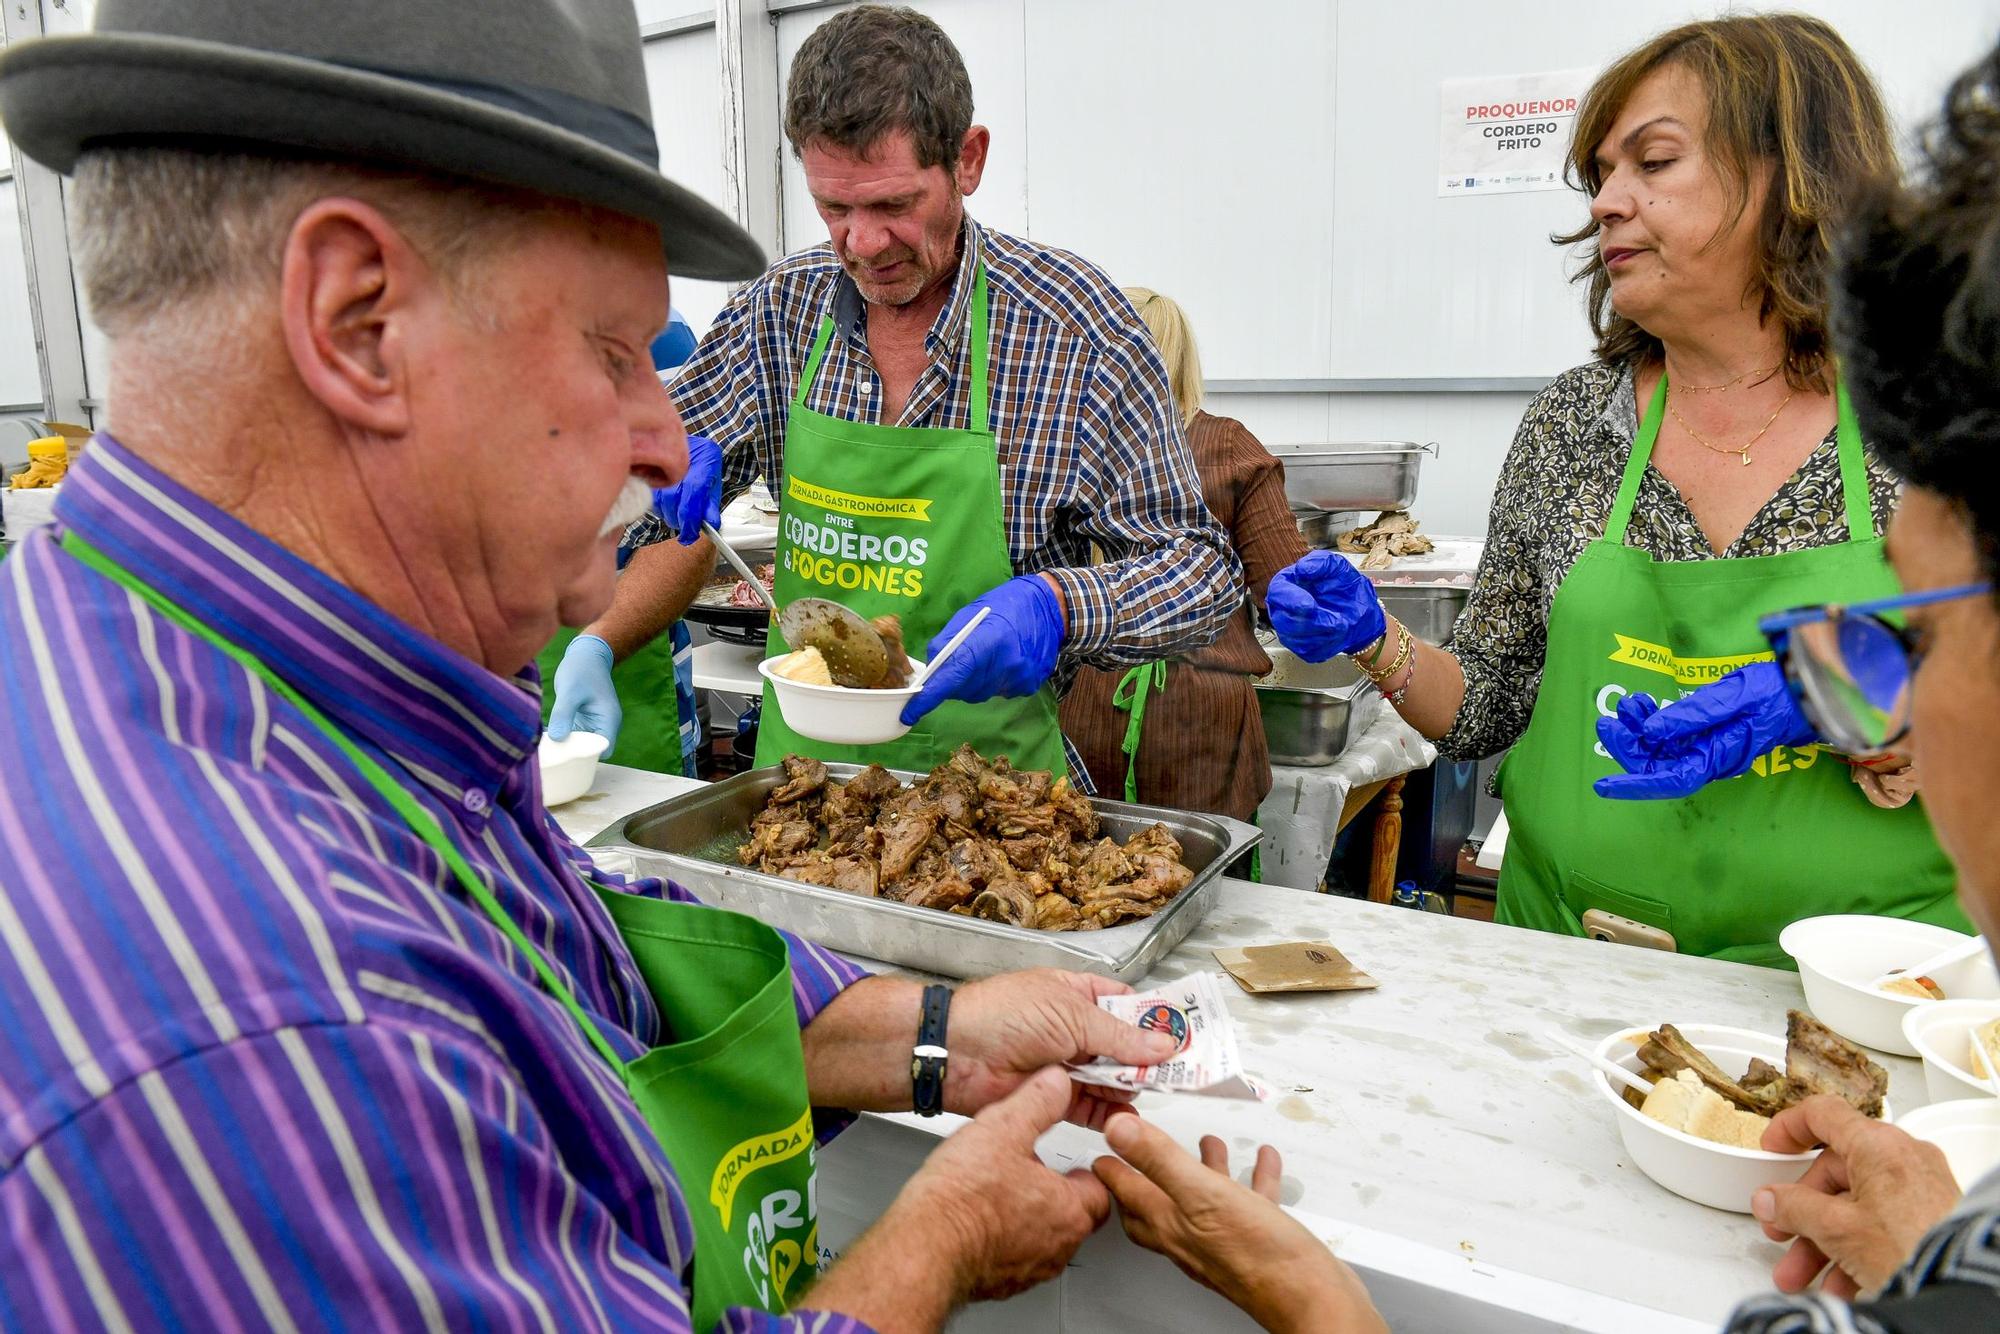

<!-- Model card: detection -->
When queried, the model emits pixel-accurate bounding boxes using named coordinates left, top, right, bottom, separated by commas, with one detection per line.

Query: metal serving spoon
left=701, top=522, right=779, bottom=618
left=777, top=597, right=892, bottom=688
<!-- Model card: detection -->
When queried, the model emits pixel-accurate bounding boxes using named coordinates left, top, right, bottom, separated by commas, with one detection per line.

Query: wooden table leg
left=1367, top=774, right=1407, bottom=905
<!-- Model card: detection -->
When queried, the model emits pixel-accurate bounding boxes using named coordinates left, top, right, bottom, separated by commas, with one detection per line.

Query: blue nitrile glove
left=650, top=434, right=723, bottom=546
left=1264, top=550, right=1388, bottom=663
left=901, top=576, right=1065, bottom=726
left=1593, top=662, right=1817, bottom=800
left=548, top=634, right=623, bottom=750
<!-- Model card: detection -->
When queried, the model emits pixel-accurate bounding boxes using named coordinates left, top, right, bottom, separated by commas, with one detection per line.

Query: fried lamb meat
left=871, top=616, right=915, bottom=689
left=1786, top=1009, right=1889, bottom=1118
left=876, top=808, right=938, bottom=884
left=742, top=747, right=1195, bottom=932
left=1637, top=1024, right=1792, bottom=1116
left=769, top=754, right=828, bottom=806
left=739, top=807, right=817, bottom=868
left=1636, top=1011, right=1888, bottom=1119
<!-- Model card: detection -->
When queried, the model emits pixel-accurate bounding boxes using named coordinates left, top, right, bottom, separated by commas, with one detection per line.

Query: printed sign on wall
left=1438, top=69, right=1593, bottom=197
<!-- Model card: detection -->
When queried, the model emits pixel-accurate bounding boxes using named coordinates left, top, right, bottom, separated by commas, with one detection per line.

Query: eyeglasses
left=1758, top=582, right=1993, bottom=755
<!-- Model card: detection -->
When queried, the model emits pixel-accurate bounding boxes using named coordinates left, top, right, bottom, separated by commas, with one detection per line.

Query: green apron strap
left=1607, top=374, right=1667, bottom=546
left=795, top=313, right=839, bottom=409
left=968, top=263, right=991, bottom=435
left=1110, top=660, right=1167, bottom=803
left=1832, top=381, right=1872, bottom=540
left=58, top=530, right=632, bottom=1079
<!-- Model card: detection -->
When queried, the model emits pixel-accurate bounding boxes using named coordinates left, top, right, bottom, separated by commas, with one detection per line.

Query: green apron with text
left=1494, top=380, right=1963, bottom=967
left=536, top=625, right=686, bottom=775
left=61, top=532, right=815, bottom=1331
left=754, top=264, right=1068, bottom=775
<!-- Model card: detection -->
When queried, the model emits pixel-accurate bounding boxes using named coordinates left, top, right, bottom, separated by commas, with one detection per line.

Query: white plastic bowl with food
left=1590, top=1022, right=1894, bottom=1212
left=758, top=648, right=929, bottom=747
left=538, top=730, right=610, bottom=806
left=1901, top=998, right=2000, bottom=1102
left=1778, top=915, right=2000, bottom=1056
left=1895, top=1098, right=2000, bottom=1190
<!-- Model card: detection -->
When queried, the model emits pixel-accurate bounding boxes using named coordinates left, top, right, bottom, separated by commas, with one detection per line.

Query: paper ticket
left=1068, top=972, right=1266, bottom=1100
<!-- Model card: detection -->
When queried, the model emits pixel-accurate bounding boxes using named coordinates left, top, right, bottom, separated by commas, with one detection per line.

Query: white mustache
left=599, top=476, right=655, bottom=537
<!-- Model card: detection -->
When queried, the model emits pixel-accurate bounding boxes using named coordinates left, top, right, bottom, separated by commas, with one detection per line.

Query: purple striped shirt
left=0, top=434, right=873, bottom=1332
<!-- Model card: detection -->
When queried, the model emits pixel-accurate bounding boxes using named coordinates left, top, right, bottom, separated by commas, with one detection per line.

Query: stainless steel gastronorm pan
left=1282, top=442, right=1437, bottom=514
left=589, top=764, right=1262, bottom=982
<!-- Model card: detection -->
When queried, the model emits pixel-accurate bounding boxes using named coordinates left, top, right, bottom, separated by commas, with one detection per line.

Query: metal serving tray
left=589, top=763, right=1262, bottom=982
left=1282, top=442, right=1437, bottom=514
left=1254, top=648, right=1369, bottom=767
left=1374, top=584, right=1469, bottom=645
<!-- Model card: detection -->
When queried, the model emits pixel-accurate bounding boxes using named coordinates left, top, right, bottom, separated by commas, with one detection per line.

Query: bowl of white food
left=1591, top=1022, right=1894, bottom=1213
left=539, top=730, right=611, bottom=807
left=758, top=652, right=928, bottom=747
left=1779, top=916, right=1999, bottom=1056
left=1901, top=998, right=2000, bottom=1103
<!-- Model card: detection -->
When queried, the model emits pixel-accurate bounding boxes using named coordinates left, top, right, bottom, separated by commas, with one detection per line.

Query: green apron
left=1110, top=660, right=1168, bottom=802
left=753, top=263, right=1069, bottom=776
left=1494, top=379, right=1964, bottom=967
left=536, top=625, right=688, bottom=776
left=61, top=532, right=817, bottom=1330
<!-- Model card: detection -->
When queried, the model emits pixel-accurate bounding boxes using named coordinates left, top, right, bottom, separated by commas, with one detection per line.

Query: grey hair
left=70, top=148, right=554, bottom=338
left=784, top=5, right=974, bottom=170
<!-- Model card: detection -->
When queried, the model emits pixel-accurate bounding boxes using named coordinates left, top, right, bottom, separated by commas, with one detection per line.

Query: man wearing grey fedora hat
left=0, top=2, right=1183, bottom=1329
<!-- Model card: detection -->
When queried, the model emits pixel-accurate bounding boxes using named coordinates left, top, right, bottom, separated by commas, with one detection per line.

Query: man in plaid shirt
left=550, top=5, right=1241, bottom=779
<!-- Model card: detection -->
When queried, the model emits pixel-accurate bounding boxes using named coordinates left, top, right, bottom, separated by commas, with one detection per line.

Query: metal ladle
left=777, top=597, right=892, bottom=688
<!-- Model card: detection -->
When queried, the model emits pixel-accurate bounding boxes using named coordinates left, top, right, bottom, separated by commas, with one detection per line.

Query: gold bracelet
left=1364, top=622, right=1415, bottom=685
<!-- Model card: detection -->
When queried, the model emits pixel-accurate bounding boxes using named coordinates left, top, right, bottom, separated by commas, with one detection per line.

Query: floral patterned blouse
left=1437, top=361, right=1899, bottom=763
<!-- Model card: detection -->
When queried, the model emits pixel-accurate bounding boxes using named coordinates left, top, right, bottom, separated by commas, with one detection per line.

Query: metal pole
left=3, top=0, right=93, bottom=428
left=717, top=0, right=784, bottom=263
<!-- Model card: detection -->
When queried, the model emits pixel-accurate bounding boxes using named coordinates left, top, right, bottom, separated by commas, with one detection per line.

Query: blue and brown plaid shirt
left=631, top=215, right=1242, bottom=688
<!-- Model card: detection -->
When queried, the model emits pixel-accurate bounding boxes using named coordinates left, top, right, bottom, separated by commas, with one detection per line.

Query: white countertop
left=551, top=765, right=1926, bottom=1330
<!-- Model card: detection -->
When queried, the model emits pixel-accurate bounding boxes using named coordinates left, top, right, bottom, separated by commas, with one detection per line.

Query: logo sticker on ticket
left=1069, top=973, right=1266, bottom=1100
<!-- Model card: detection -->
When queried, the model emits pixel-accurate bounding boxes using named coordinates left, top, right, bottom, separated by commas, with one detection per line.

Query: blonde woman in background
left=1062, top=289, right=1307, bottom=820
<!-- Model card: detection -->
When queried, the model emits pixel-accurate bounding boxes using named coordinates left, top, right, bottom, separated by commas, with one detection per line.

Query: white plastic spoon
left=1868, top=934, right=1988, bottom=994
left=910, top=606, right=991, bottom=690
left=1969, top=1037, right=2000, bottom=1098
left=1545, top=1028, right=1657, bottom=1098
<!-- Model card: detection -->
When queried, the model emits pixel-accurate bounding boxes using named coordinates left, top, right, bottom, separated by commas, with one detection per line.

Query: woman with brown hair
left=1267, top=14, right=1963, bottom=962
left=1061, top=288, right=1306, bottom=820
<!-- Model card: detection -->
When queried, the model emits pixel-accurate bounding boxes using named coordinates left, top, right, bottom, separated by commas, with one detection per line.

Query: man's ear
left=955, top=125, right=991, bottom=199
left=279, top=198, right=431, bottom=436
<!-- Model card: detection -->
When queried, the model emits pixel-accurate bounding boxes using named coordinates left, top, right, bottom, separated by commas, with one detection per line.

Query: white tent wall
left=3, top=1, right=1996, bottom=526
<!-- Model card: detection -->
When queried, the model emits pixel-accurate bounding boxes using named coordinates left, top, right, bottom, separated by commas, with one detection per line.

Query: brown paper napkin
left=1213, top=940, right=1378, bottom=994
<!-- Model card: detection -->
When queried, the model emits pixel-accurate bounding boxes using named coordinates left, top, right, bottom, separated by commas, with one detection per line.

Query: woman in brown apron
left=1062, top=289, right=1306, bottom=820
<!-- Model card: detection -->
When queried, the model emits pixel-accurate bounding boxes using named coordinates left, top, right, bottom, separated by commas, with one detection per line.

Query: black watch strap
left=911, top=984, right=952, bottom=1117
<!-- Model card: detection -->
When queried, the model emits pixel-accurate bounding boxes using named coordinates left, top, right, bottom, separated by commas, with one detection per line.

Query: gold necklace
left=1672, top=363, right=1780, bottom=393
left=1668, top=385, right=1796, bottom=466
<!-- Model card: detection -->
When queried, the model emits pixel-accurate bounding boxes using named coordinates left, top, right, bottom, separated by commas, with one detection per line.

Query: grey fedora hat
left=0, top=0, right=765, bottom=282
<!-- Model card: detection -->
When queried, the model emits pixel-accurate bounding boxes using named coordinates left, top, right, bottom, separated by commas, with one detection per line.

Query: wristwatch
left=911, top=984, right=952, bottom=1117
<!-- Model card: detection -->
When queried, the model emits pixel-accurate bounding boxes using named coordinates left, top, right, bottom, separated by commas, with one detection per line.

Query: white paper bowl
left=1895, top=1098, right=2000, bottom=1190
left=1592, top=1022, right=1893, bottom=1212
left=757, top=655, right=927, bottom=747
left=538, top=730, right=610, bottom=807
left=1778, top=916, right=1998, bottom=1057
left=1901, top=998, right=2000, bottom=1103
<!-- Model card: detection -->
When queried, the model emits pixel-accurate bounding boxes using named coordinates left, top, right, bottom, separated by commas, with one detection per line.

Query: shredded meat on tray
left=735, top=744, right=1196, bottom=930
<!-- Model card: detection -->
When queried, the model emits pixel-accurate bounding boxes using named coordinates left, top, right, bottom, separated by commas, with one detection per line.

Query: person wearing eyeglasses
left=1087, top=42, right=2000, bottom=1334
left=1267, top=15, right=1966, bottom=964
